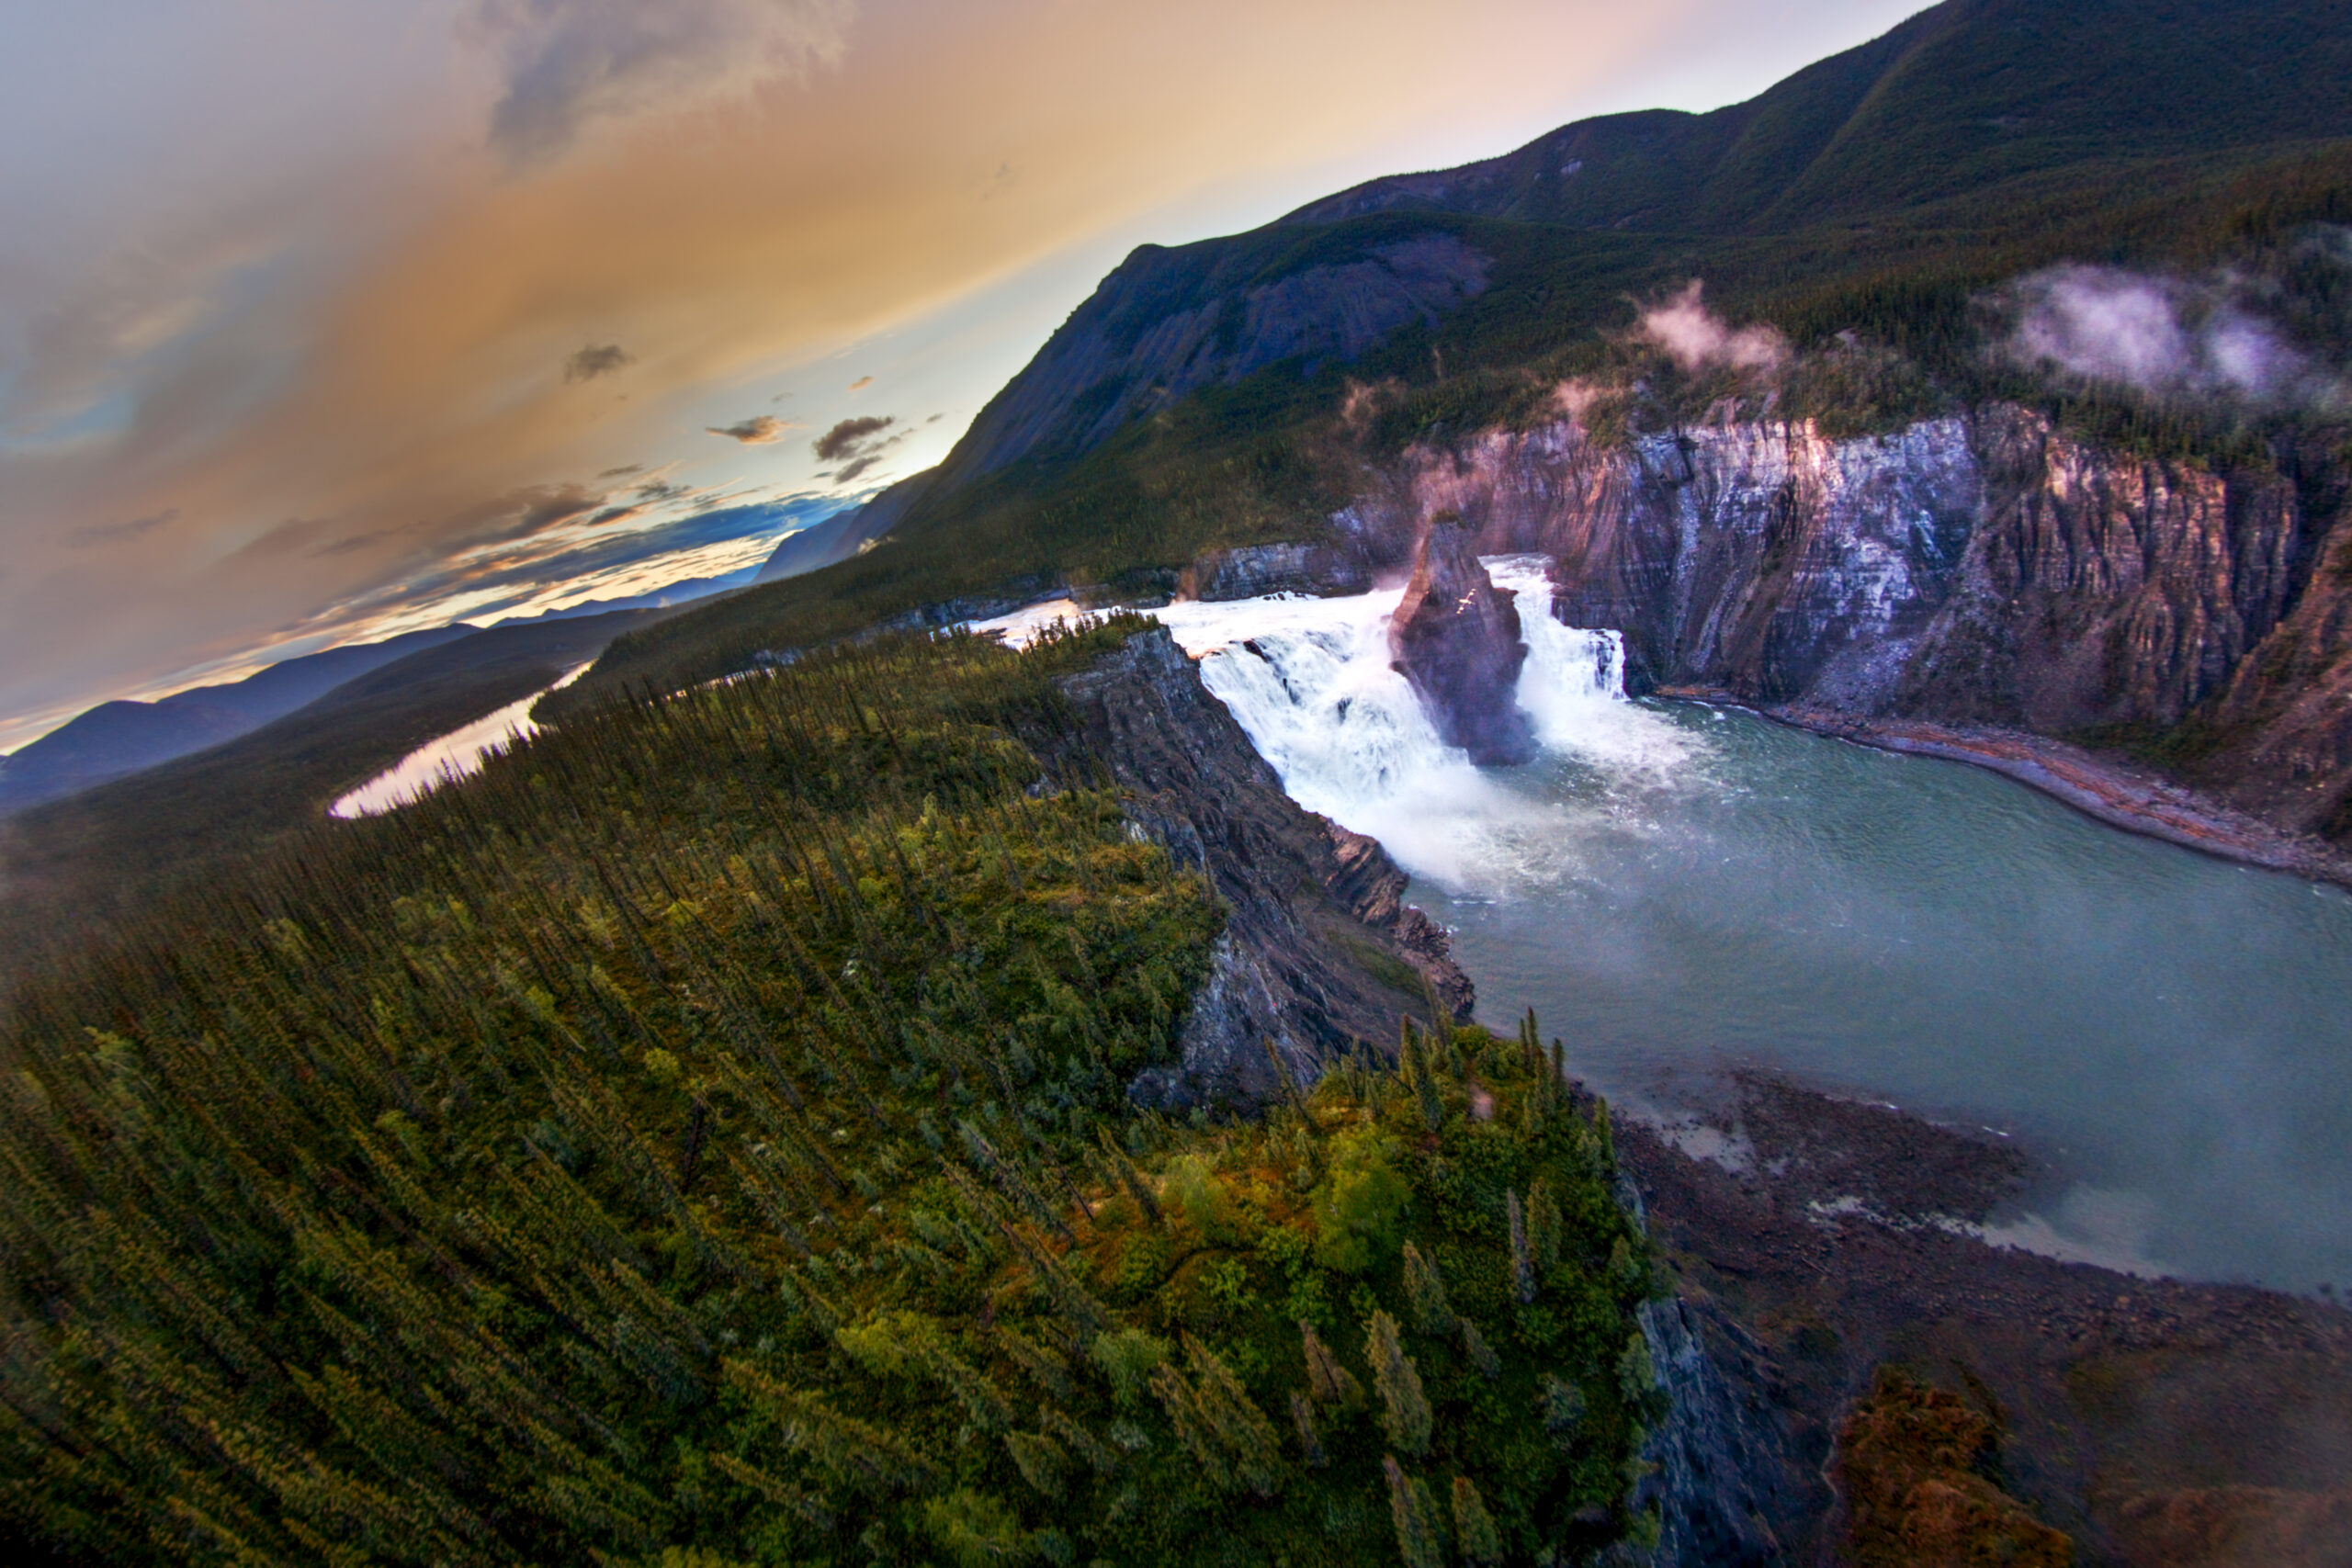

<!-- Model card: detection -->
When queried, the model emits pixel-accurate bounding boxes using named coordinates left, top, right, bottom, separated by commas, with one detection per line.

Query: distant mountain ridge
left=0, top=626, right=476, bottom=814
left=1279, top=0, right=2352, bottom=234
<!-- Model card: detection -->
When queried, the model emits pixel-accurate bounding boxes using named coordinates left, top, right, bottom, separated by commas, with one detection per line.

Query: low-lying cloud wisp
left=1637, top=281, right=1788, bottom=374
left=707, top=414, right=796, bottom=444
left=562, top=343, right=636, bottom=382
left=2001, top=264, right=2341, bottom=408
left=811, top=413, right=895, bottom=460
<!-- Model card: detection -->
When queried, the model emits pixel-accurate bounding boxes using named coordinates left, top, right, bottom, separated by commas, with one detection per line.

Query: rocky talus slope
left=1336, top=404, right=2352, bottom=840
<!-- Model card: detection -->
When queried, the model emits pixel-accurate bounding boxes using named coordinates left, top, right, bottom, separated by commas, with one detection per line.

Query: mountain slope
left=0, top=624, right=477, bottom=813
left=1285, top=0, right=2352, bottom=233
left=560, top=0, right=2352, bottom=746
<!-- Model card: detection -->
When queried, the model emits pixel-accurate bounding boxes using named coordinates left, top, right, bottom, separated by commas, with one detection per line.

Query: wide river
left=1090, top=559, right=2352, bottom=1297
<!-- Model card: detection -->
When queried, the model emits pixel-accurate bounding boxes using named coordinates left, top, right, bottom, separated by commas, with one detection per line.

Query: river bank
left=1664, top=691, right=2352, bottom=890
left=1611, top=1070, right=2352, bottom=1566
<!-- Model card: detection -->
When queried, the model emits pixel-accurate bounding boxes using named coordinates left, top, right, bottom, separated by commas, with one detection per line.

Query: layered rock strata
left=1342, top=404, right=2351, bottom=839
left=1388, top=520, right=1537, bottom=765
left=1035, top=626, right=1470, bottom=1111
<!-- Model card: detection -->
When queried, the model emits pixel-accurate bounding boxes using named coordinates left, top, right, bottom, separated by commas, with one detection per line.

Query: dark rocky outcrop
left=1624, top=1295, right=1798, bottom=1566
left=1176, top=542, right=1372, bottom=602
left=1034, top=626, right=1470, bottom=1110
left=1388, top=520, right=1536, bottom=765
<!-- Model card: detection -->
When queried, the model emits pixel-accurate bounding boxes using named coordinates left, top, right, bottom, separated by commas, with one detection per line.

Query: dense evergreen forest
left=0, top=621, right=1654, bottom=1564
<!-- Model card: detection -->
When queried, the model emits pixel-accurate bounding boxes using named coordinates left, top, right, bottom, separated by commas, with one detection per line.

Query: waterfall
left=1483, top=554, right=1696, bottom=788
left=1153, top=590, right=1511, bottom=886
left=972, top=558, right=1702, bottom=892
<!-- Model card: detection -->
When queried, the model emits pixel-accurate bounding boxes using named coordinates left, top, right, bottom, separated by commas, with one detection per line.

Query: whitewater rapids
left=970, top=555, right=1705, bottom=895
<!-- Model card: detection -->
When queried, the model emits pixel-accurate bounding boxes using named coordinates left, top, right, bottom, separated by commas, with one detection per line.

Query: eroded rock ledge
left=1033, top=626, right=1469, bottom=1110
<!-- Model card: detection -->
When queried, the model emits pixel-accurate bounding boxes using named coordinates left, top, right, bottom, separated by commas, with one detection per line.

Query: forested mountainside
left=0, top=621, right=1657, bottom=1565
left=6, top=0, right=2351, bottom=1562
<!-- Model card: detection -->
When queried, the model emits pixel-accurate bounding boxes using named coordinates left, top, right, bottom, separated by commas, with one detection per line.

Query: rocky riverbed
left=1612, top=1072, right=2352, bottom=1566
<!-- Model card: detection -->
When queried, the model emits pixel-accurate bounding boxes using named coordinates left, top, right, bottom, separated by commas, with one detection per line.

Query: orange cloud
left=3, top=0, right=1873, bottom=750
left=707, top=414, right=797, bottom=444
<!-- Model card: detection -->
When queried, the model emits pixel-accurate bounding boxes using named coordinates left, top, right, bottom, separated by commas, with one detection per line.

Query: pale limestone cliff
left=1335, top=405, right=2350, bottom=838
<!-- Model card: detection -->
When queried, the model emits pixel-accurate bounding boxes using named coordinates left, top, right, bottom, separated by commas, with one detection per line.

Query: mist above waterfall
left=1149, top=559, right=1703, bottom=895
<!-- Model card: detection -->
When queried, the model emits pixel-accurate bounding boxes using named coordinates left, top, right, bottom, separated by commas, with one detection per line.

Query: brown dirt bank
left=1611, top=1072, right=2352, bottom=1566
left=1657, top=688, right=2352, bottom=891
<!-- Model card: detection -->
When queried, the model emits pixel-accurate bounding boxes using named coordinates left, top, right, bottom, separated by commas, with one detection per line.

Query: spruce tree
left=1401, top=1242, right=1455, bottom=1336
left=1452, top=1476, right=1502, bottom=1566
left=1617, top=1330, right=1658, bottom=1406
left=1366, top=1310, right=1432, bottom=1457
left=1383, top=1455, right=1446, bottom=1568
left=1528, top=1178, right=1563, bottom=1272
left=1289, top=1392, right=1328, bottom=1469
left=1299, top=1320, right=1363, bottom=1408
left=1458, top=1317, right=1500, bottom=1381
left=1002, top=1430, right=1068, bottom=1499
left=1416, top=1049, right=1447, bottom=1134
left=1183, top=1334, right=1283, bottom=1498
left=1508, top=1190, right=1536, bottom=1305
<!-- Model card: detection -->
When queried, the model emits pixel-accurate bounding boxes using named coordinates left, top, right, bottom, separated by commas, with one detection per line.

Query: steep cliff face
left=1037, top=627, right=1472, bottom=1111
left=1347, top=405, right=2352, bottom=836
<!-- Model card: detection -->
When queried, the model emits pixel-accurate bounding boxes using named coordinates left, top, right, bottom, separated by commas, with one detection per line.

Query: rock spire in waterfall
left=1388, top=516, right=1536, bottom=765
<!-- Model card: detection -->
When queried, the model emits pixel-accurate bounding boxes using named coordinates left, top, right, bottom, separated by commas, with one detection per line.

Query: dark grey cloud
left=706, top=413, right=796, bottom=444
left=469, top=0, right=853, bottom=166
left=513, top=485, right=603, bottom=536
left=832, top=455, right=883, bottom=483
left=597, top=463, right=643, bottom=478
left=563, top=342, right=636, bottom=382
left=315, top=530, right=394, bottom=558
left=68, top=507, right=179, bottom=548
left=811, top=413, right=893, bottom=460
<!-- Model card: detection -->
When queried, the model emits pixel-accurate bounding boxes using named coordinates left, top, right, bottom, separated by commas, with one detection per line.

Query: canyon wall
left=1335, top=406, right=2352, bottom=837
left=1036, top=626, right=1472, bottom=1111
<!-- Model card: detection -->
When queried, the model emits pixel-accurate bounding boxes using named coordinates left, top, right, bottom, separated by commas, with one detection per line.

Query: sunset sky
left=0, top=0, right=1924, bottom=753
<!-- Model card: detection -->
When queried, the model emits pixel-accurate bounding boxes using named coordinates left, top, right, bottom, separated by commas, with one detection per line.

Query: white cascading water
left=969, top=555, right=1703, bottom=893
left=1480, top=554, right=1698, bottom=791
